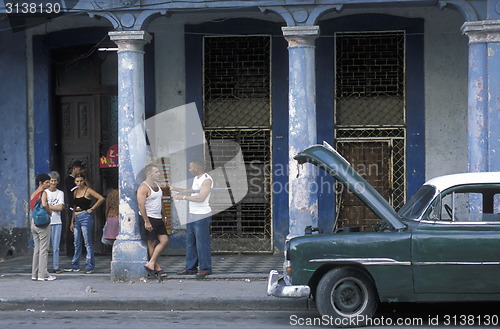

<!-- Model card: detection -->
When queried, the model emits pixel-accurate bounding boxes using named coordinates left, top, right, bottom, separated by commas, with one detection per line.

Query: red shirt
left=30, top=190, right=43, bottom=211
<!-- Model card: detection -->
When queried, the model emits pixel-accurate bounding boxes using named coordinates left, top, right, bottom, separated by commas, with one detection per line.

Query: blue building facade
left=0, top=0, right=499, bottom=281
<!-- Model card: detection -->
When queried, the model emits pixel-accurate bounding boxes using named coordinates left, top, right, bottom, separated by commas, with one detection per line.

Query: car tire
left=316, top=267, right=378, bottom=327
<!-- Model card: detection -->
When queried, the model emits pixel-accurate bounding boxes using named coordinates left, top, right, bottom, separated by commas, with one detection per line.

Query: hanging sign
left=100, top=144, right=118, bottom=168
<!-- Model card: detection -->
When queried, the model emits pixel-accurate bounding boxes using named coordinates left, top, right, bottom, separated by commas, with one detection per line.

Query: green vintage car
left=267, top=142, right=500, bottom=325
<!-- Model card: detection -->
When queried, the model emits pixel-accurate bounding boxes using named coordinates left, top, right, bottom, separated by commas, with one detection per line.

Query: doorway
left=53, top=45, right=118, bottom=254
left=334, top=31, right=407, bottom=230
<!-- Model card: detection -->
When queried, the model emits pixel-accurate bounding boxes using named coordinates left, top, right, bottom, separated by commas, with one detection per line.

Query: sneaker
left=85, top=269, right=94, bottom=274
left=37, top=275, right=56, bottom=281
left=31, top=277, right=37, bottom=281
left=64, top=268, right=80, bottom=272
left=53, top=269, right=62, bottom=274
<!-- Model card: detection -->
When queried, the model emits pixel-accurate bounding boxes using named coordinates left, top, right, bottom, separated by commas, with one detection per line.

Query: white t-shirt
left=45, top=189, right=65, bottom=225
left=189, top=173, right=213, bottom=215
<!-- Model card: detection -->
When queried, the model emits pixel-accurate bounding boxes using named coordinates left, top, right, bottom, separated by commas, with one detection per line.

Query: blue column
left=109, top=31, right=151, bottom=282
left=282, top=26, right=319, bottom=237
left=462, top=21, right=500, bottom=172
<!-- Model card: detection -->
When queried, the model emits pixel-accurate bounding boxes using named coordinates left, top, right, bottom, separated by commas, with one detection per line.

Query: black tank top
left=74, top=188, right=92, bottom=210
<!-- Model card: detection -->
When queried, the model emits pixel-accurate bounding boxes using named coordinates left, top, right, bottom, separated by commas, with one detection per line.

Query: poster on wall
left=100, top=144, right=118, bottom=168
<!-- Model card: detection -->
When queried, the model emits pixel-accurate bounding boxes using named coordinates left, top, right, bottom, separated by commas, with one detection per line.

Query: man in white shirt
left=170, top=160, right=213, bottom=279
left=46, top=171, right=65, bottom=274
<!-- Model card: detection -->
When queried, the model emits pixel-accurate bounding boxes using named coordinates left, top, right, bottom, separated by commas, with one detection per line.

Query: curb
left=1, top=273, right=269, bottom=281
left=0, top=297, right=314, bottom=312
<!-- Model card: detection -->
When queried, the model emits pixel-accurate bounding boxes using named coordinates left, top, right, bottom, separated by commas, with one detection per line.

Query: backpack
left=33, top=194, right=51, bottom=228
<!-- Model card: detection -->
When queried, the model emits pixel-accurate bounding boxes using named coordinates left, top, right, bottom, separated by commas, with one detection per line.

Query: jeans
left=50, top=223, right=62, bottom=270
left=72, top=211, right=94, bottom=270
left=185, top=213, right=212, bottom=272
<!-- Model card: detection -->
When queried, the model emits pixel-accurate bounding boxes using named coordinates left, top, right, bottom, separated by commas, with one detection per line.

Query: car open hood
left=294, top=142, right=406, bottom=231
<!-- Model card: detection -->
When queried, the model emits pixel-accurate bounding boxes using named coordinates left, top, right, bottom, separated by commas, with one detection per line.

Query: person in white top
left=137, top=164, right=169, bottom=278
left=169, top=160, right=213, bottom=279
left=46, top=171, right=65, bottom=274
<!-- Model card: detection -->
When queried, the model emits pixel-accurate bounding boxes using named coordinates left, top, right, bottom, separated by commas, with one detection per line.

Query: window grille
left=203, top=36, right=272, bottom=252
left=334, top=32, right=406, bottom=231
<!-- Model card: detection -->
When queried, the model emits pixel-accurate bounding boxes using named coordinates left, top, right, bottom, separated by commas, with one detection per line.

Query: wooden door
left=58, top=95, right=104, bottom=253
left=335, top=141, right=391, bottom=231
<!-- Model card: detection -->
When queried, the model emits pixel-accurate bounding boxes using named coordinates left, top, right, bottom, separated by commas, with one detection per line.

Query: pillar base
left=110, top=237, right=148, bottom=282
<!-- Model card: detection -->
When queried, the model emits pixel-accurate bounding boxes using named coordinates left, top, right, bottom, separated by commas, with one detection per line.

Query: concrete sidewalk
left=0, top=255, right=314, bottom=313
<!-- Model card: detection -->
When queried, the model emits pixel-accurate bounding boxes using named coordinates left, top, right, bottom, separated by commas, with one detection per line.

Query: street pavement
left=0, top=254, right=313, bottom=313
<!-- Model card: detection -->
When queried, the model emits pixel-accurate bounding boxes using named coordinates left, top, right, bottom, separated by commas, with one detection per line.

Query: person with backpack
left=30, top=173, right=55, bottom=281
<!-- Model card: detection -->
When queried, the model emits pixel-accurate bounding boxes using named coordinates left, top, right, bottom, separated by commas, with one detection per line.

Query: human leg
left=146, top=234, right=168, bottom=271
left=51, top=224, right=62, bottom=271
left=145, top=239, right=157, bottom=271
left=145, top=218, right=169, bottom=272
left=31, top=223, right=40, bottom=279
left=38, top=225, right=51, bottom=279
left=79, top=212, right=95, bottom=271
left=64, top=209, right=74, bottom=257
left=71, top=215, right=82, bottom=270
left=184, top=218, right=198, bottom=272
left=193, top=214, right=212, bottom=273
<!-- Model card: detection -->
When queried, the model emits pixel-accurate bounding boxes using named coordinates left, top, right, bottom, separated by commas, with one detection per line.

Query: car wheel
left=316, top=268, right=378, bottom=327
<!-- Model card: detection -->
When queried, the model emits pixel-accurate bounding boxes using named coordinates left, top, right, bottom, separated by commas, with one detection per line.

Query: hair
left=48, top=171, right=60, bottom=180
left=35, top=173, right=51, bottom=186
left=74, top=173, right=86, bottom=179
left=190, top=160, right=205, bottom=171
left=144, top=164, right=158, bottom=174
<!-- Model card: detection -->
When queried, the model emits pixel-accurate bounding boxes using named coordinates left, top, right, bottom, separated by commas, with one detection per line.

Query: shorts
left=145, top=216, right=168, bottom=241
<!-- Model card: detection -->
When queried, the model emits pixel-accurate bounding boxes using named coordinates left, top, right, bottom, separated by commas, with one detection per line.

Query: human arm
left=70, top=211, right=75, bottom=232
left=86, top=188, right=105, bottom=214
left=167, top=184, right=191, bottom=194
left=50, top=204, right=65, bottom=211
left=137, top=184, right=153, bottom=232
left=50, top=192, right=65, bottom=212
left=173, top=179, right=211, bottom=202
left=41, top=191, right=53, bottom=216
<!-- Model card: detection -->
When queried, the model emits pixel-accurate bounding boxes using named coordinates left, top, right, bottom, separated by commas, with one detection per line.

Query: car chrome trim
left=415, top=261, right=500, bottom=265
left=419, top=219, right=500, bottom=225
left=309, top=258, right=411, bottom=266
left=267, top=270, right=310, bottom=298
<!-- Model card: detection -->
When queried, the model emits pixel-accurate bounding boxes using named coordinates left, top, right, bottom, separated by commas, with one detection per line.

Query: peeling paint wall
left=0, top=6, right=479, bottom=255
left=423, top=9, right=469, bottom=178
left=0, top=22, right=30, bottom=258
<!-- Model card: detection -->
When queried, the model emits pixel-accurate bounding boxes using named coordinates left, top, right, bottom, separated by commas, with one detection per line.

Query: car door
left=411, top=186, right=500, bottom=294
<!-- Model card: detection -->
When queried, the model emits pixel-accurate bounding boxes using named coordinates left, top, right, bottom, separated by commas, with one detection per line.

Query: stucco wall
left=149, top=8, right=470, bottom=249
left=423, top=9, right=468, bottom=179
left=151, top=7, right=469, bottom=184
left=0, top=5, right=471, bottom=256
left=0, top=22, right=30, bottom=258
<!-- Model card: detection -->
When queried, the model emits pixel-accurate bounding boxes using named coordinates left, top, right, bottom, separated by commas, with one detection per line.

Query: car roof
left=424, top=172, right=500, bottom=192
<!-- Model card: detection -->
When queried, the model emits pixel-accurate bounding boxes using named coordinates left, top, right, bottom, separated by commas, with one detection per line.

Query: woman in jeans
left=67, top=173, right=104, bottom=274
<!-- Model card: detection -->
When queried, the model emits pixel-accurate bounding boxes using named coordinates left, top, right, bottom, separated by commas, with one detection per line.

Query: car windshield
left=398, top=185, right=436, bottom=220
